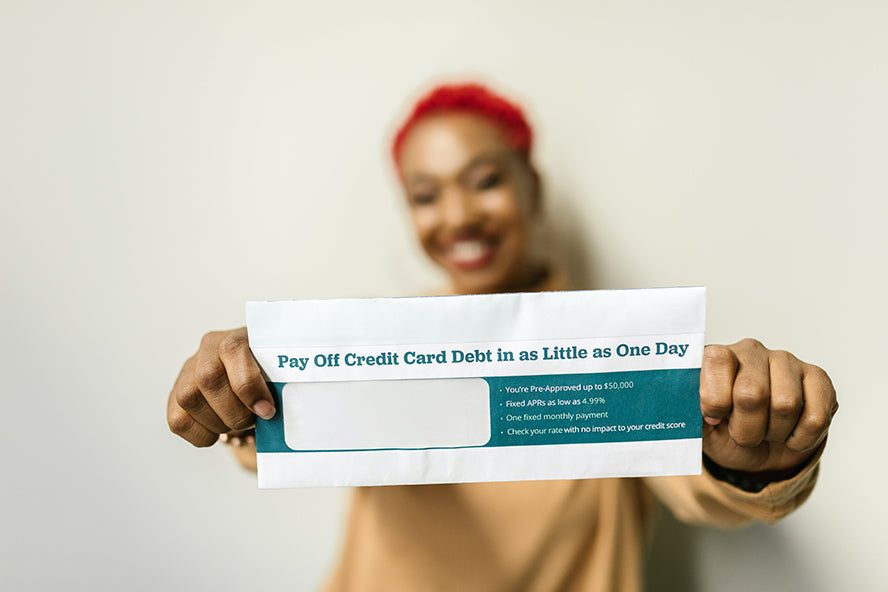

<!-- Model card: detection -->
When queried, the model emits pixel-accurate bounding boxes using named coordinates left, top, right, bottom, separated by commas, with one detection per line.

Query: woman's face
left=398, top=112, right=540, bottom=294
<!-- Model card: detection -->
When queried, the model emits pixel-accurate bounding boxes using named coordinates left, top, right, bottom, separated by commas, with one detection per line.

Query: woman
left=168, top=83, right=837, bottom=591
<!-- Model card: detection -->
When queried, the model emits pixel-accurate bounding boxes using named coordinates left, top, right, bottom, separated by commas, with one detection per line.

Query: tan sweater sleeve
left=642, top=445, right=824, bottom=528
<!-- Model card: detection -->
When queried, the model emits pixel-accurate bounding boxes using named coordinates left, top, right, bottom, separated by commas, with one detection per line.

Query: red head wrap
left=391, top=83, right=533, bottom=169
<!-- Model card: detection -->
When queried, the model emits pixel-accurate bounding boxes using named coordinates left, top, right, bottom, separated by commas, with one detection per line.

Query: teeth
left=450, top=240, right=489, bottom=263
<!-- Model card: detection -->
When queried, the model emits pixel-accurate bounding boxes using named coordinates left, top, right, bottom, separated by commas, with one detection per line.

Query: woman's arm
left=645, top=338, right=836, bottom=527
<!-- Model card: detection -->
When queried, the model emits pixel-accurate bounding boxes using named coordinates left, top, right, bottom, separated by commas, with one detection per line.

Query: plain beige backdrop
left=1, top=1, right=885, bottom=590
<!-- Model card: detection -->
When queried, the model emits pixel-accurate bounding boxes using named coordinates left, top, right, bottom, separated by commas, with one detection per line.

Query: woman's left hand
left=699, top=339, right=838, bottom=477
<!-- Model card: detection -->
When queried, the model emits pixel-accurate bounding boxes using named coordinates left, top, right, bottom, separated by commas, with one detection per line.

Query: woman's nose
left=440, top=186, right=480, bottom=230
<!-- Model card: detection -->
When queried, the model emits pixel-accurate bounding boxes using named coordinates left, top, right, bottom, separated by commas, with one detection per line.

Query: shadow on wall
left=649, top=515, right=836, bottom=592
left=547, top=198, right=826, bottom=592
left=646, top=508, right=832, bottom=592
left=545, top=195, right=595, bottom=290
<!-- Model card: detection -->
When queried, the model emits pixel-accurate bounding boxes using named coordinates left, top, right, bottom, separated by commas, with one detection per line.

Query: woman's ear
left=528, top=166, right=543, bottom=215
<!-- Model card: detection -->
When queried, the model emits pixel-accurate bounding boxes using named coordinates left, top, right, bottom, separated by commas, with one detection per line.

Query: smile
left=446, top=239, right=497, bottom=271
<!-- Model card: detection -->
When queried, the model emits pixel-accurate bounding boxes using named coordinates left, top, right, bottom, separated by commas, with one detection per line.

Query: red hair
left=391, top=83, right=533, bottom=169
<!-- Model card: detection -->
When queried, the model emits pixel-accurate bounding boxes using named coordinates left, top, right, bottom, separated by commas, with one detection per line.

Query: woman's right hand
left=167, top=327, right=276, bottom=447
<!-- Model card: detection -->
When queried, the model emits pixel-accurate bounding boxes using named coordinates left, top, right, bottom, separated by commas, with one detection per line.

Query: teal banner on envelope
left=256, top=369, right=700, bottom=453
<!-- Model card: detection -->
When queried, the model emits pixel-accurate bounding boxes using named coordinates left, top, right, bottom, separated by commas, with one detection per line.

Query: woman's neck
left=450, top=261, right=565, bottom=295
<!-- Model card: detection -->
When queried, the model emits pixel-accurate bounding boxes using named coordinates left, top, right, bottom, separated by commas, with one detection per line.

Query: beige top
left=323, top=273, right=822, bottom=591
left=325, top=467, right=819, bottom=591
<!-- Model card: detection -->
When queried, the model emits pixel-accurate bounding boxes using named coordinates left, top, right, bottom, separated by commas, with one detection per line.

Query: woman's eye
left=475, top=172, right=502, bottom=191
left=410, top=192, right=436, bottom=206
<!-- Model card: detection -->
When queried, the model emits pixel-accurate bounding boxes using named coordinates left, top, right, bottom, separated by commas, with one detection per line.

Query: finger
left=167, top=385, right=220, bottom=447
left=217, top=329, right=275, bottom=420
left=172, top=357, right=231, bottom=435
left=699, top=345, right=738, bottom=426
left=786, top=365, right=838, bottom=452
left=764, top=350, right=804, bottom=443
left=726, top=343, right=771, bottom=447
left=194, top=333, right=256, bottom=431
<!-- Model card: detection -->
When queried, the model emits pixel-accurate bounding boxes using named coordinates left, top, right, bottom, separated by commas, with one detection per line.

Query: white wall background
left=2, top=1, right=884, bottom=590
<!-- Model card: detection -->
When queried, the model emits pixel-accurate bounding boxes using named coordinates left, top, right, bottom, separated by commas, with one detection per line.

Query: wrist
left=703, top=454, right=808, bottom=493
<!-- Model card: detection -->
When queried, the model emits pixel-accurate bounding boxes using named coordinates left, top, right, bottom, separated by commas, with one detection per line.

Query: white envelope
left=247, top=287, right=706, bottom=488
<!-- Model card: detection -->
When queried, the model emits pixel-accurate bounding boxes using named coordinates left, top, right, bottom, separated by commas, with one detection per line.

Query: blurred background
left=1, top=1, right=884, bottom=590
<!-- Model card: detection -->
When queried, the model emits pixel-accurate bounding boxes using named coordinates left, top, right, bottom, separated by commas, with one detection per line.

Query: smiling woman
left=167, top=81, right=837, bottom=592
left=393, top=84, right=547, bottom=294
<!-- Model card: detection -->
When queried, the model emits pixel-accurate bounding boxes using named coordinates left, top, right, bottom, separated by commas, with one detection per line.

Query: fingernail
left=703, top=416, right=722, bottom=426
left=253, top=399, right=276, bottom=420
